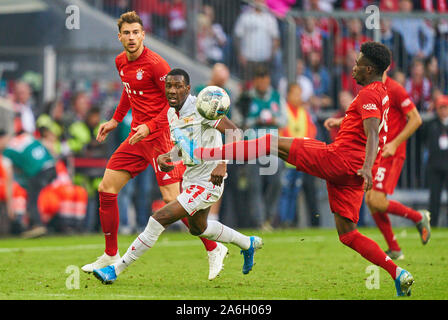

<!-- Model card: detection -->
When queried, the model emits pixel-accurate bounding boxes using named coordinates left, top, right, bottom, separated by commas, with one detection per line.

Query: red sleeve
left=112, top=88, right=131, bottom=123
left=144, top=58, right=171, bottom=132
left=394, top=83, right=416, bottom=115
left=357, top=89, right=382, bottom=120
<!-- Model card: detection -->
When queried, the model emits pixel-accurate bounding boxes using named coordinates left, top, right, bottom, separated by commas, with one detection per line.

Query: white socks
left=199, top=220, right=251, bottom=250
left=113, top=217, right=165, bottom=275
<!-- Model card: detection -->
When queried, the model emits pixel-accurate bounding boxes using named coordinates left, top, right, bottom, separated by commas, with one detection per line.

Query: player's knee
left=365, top=191, right=387, bottom=213
left=189, top=225, right=204, bottom=236
left=162, top=194, right=176, bottom=204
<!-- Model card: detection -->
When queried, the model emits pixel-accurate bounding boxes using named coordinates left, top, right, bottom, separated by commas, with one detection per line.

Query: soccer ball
left=196, top=85, right=230, bottom=120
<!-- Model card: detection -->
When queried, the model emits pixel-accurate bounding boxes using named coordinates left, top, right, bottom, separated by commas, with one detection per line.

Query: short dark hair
left=360, top=41, right=391, bottom=75
left=253, top=65, right=270, bottom=79
left=167, top=68, right=190, bottom=85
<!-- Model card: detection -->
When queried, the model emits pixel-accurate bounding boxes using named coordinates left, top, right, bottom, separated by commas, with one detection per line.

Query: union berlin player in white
left=92, top=69, right=263, bottom=284
left=81, top=11, right=226, bottom=281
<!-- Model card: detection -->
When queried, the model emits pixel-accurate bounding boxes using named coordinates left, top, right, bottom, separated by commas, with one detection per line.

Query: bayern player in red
left=194, top=42, right=414, bottom=296
left=326, top=69, right=431, bottom=260
left=81, top=11, right=225, bottom=280
left=366, top=71, right=431, bottom=260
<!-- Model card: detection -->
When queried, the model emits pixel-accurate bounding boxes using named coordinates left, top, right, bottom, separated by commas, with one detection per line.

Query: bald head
left=210, top=63, right=230, bottom=87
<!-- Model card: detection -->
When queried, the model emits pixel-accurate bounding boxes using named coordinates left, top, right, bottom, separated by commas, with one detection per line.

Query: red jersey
left=113, top=46, right=171, bottom=141
left=384, top=76, right=416, bottom=158
left=333, top=81, right=390, bottom=169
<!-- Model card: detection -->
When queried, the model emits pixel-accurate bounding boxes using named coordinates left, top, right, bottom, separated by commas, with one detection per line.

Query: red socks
left=372, top=212, right=401, bottom=251
left=99, top=191, right=119, bottom=256
left=181, top=218, right=217, bottom=251
left=339, top=229, right=398, bottom=279
left=194, top=134, right=272, bottom=161
left=386, top=200, right=422, bottom=223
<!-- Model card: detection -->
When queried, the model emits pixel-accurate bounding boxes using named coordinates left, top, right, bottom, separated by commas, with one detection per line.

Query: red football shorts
left=287, top=138, right=364, bottom=224
left=107, top=127, right=185, bottom=186
left=372, top=155, right=405, bottom=195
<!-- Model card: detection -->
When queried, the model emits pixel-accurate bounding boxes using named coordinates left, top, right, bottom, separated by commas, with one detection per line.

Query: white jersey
left=167, top=95, right=223, bottom=185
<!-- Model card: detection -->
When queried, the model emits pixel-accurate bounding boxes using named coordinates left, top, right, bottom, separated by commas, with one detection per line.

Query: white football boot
left=81, top=252, right=121, bottom=273
left=207, top=243, right=228, bottom=280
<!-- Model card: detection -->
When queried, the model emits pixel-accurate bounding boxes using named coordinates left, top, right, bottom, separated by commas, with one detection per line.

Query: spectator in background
left=303, top=0, right=340, bottom=36
left=297, top=17, right=328, bottom=65
left=422, top=95, right=448, bottom=226
left=132, top=0, right=169, bottom=37
left=67, top=106, right=108, bottom=233
left=277, top=83, right=317, bottom=228
left=234, top=0, right=280, bottom=86
left=3, top=131, right=57, bottom=238
left=391, top=0, right=435, bottom=70
left=66, top=91, right=91, bottom=123
left=278, top=58, right=314, bottom=104
left=426, top=56, right=442, bottom=91
left=405, top=58, right=432, bottom=111
left=105, top=0, right=132, bottom=17
left=392, top=69, right=407, bottom=87
left=326, top=90, right=353, bottom=142
left=0, top=131, right=14, bottom=225
left=379, top=0, right=399, bottom=11
left=304, top=50, right=332, bottom=111
left=335, top=18, right=372, bottom=67
left=340, top=48, right=361, bottom=96
left=167, top=0, right=186, bottom=46
left=244, top=66, right=287, bottom=230
left=12, top=81, right=36, bottom=135
left=196, top=5, right=228, bottom=66
left=336, top=0, right=371, bottom=11
left=380, top=18, right=405, bottom=72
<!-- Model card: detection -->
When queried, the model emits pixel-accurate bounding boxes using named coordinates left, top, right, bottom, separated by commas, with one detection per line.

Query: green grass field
left=0, top=227, right=447, bottom=300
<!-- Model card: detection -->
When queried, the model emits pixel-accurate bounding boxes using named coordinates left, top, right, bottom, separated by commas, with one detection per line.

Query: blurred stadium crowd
left=0, top=0, right=447, bottom=238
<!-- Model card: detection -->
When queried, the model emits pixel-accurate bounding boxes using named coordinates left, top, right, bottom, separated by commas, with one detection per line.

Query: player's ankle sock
left=194, top=134, right=272, bottom=161
left=199, top=220, right=251, bottom=250
left=339, top=229, right=398, bottom=279
left=372, top=211, right=401, bottom=252
left=181, top=218, right=217, bottom=251
left=98, top=191, right=119, bottom=256
left=114, top=217, right=165, bottom=275
left=386, top=200, right=422, bottom=223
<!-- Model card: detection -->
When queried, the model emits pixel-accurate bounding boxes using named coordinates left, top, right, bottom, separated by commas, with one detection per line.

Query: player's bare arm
left=382, top=108, right=422, bottom=158
left=216, top=116, right=242, bottom=142
left=324, top=117, right=344, bottom=131
left=358, top=117, right=380, bottom=191
left=96, top=118, right=119, bottom=143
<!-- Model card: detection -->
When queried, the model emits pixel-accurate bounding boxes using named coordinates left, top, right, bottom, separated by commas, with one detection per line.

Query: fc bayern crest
left=136, top=68, right=144, bottom=80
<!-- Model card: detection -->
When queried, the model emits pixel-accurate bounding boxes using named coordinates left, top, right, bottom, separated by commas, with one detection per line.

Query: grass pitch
left=0, top=227, right=446, bottom=300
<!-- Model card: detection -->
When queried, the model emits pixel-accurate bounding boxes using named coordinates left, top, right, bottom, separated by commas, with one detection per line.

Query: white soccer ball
left=196, top=85, right=230, bottom=120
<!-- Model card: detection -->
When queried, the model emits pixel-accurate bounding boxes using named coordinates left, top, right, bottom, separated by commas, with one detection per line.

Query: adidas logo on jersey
left=162, top=173, right=171, bottom=181
left=363, top=103, right=378, bottom=110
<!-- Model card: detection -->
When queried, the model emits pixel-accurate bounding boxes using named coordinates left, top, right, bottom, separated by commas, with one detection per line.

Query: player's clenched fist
left=129, top=124, right=150, bottom=145
left=96, top=119, right=118, bottom=143
left=323, top=117, right=343, bottom=131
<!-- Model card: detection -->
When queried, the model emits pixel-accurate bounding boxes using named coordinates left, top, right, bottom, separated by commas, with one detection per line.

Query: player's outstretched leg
left=93, top=215, right=165, bottom=284
left=196, top=220, right=263, bottom=275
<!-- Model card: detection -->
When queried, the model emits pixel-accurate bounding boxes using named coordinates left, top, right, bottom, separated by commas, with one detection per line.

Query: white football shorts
left=177, top=180, right=224, bottom=216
